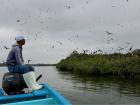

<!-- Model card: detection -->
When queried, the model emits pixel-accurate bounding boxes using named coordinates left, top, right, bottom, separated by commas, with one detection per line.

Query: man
left=6, top=35, right=42, bottom=92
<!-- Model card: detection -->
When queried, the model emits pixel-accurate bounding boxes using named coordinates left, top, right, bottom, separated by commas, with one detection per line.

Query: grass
left=56, top=49, right=140, bottom=79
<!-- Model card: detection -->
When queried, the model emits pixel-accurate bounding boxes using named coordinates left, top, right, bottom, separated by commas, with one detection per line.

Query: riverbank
left=56, top=49, right=140, bottom=79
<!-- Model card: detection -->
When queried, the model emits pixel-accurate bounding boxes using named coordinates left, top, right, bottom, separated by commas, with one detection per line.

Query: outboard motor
left=2, top=72, right=42, bottom=95
left=2, top=72, right=27, bottom=95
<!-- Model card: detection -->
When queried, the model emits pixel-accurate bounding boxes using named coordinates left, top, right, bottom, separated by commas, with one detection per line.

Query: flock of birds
left=0, top=0, right=135, bottom=63
left=65, top=0, right=129, bottom=10
left=64, top=0, right=129, bottom=10
left=2, top=27, right=134, bottom=59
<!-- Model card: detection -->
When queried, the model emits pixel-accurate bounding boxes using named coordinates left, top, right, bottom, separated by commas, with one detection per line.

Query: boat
left=0, top=83, right=71, bottom=105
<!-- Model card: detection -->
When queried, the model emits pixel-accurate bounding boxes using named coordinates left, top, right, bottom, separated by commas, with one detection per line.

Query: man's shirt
left=7, top=43, right=24, bottom=65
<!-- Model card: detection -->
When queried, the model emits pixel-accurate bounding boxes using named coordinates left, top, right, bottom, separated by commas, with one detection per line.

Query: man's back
left=7, top=44, right=24, bottom=65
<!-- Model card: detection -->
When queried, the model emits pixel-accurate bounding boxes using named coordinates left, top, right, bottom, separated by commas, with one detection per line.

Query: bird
left=56, top=41, right=62, bottom=45
left=105, top=31, right=114, bottom=35
left=126, top=0, right=128, bottom=2
left=117, top=24, right=120, bottom=26
left=110, top=38, right=114, bottom=40
left=125, top=42, right=131, bottom=45
left=52, top=45, right=54, bottom=48
left=93, top=51, right=98, bottom=54
left=3, top=46, right=10, bottom=50
left=83, top=50, right=88, bottom=54
left=28, top=60, right=31, bottom=63
left=76, top=48, right=79, bottom=50
left=129, top=47, right=133, bottom=52
left=76, top=35, right=79, bottom=38
left=16, top=20, right=20, bottom=22
left=117, top=47, right=124, bottom=52
left=98, top=49, right=103, bottom=53
left=65, top=5, right=71, bottom=10
left=112, top=6, right=116, bottom=7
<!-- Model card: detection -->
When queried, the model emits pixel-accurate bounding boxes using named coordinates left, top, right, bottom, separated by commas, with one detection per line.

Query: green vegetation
left=56, top=49, right=140, bottom=79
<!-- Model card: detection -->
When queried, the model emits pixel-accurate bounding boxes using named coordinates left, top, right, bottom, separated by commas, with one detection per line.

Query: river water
left=1, top=66, right=140, bottom=105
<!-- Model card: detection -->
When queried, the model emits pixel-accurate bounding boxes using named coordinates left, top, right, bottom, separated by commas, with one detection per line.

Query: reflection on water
left=1, top=66, right=140, bottom=104
left=59, top=71, right=140, bottom=97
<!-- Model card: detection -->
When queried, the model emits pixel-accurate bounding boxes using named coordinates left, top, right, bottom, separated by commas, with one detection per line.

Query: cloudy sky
left=0, top=0, right=140, bottom=64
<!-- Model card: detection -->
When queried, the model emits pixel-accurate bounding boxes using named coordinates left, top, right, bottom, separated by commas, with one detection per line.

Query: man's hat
left=15, top=35, right=25, bottom=41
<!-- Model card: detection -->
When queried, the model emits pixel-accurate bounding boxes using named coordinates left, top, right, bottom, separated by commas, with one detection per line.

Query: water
left=1, top=66, right=140, bottom=105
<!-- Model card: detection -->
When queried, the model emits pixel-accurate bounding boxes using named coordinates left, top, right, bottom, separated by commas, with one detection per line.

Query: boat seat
left=0, top=88, right=4, bottom=96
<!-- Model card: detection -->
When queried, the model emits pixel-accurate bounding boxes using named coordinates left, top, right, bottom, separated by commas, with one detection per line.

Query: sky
left=0, top=0, right=140, bottom=64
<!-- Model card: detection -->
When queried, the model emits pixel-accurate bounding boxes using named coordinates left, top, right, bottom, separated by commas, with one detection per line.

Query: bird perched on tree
left=129, top=46, right=133, bottom=52
left=83, top=50, right=88, bottom=54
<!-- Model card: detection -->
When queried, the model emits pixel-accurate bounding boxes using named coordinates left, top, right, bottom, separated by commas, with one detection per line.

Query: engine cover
left=2, top=72, right=27, bottom=95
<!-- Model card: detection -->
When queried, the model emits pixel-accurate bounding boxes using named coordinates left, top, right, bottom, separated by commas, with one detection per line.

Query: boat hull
left=0, top=83, right=71, bottom=105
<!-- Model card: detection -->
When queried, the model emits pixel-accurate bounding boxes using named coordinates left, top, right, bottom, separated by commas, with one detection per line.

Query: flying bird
left=126, top=0, right=128, bottom=2
left=56, top=41, right=62, bottom=45
left=76, top=35, right=79, bottom=38
left=16, top=20, right=20, bottom=22
left=105, top=31, right=114, bottom=35
left=110, top=38, right=114, bottom=40
left=28, top=60, right=31, bottom=63
left=52, top=45, right=54, bottom=48
left=112, top=6, right=116, bottom=7
left=3, top=46, right=10, bottom=50
left=125, top=41, right=131, bottom=45
left=65, top=5, right=71, bottom=10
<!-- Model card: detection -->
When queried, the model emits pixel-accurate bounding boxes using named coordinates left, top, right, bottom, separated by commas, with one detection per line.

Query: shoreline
left=0, top=64, right=56, bottom=67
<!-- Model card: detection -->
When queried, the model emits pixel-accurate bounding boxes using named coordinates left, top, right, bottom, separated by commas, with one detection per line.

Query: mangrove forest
left=56, top=49, right=140, bottom=79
